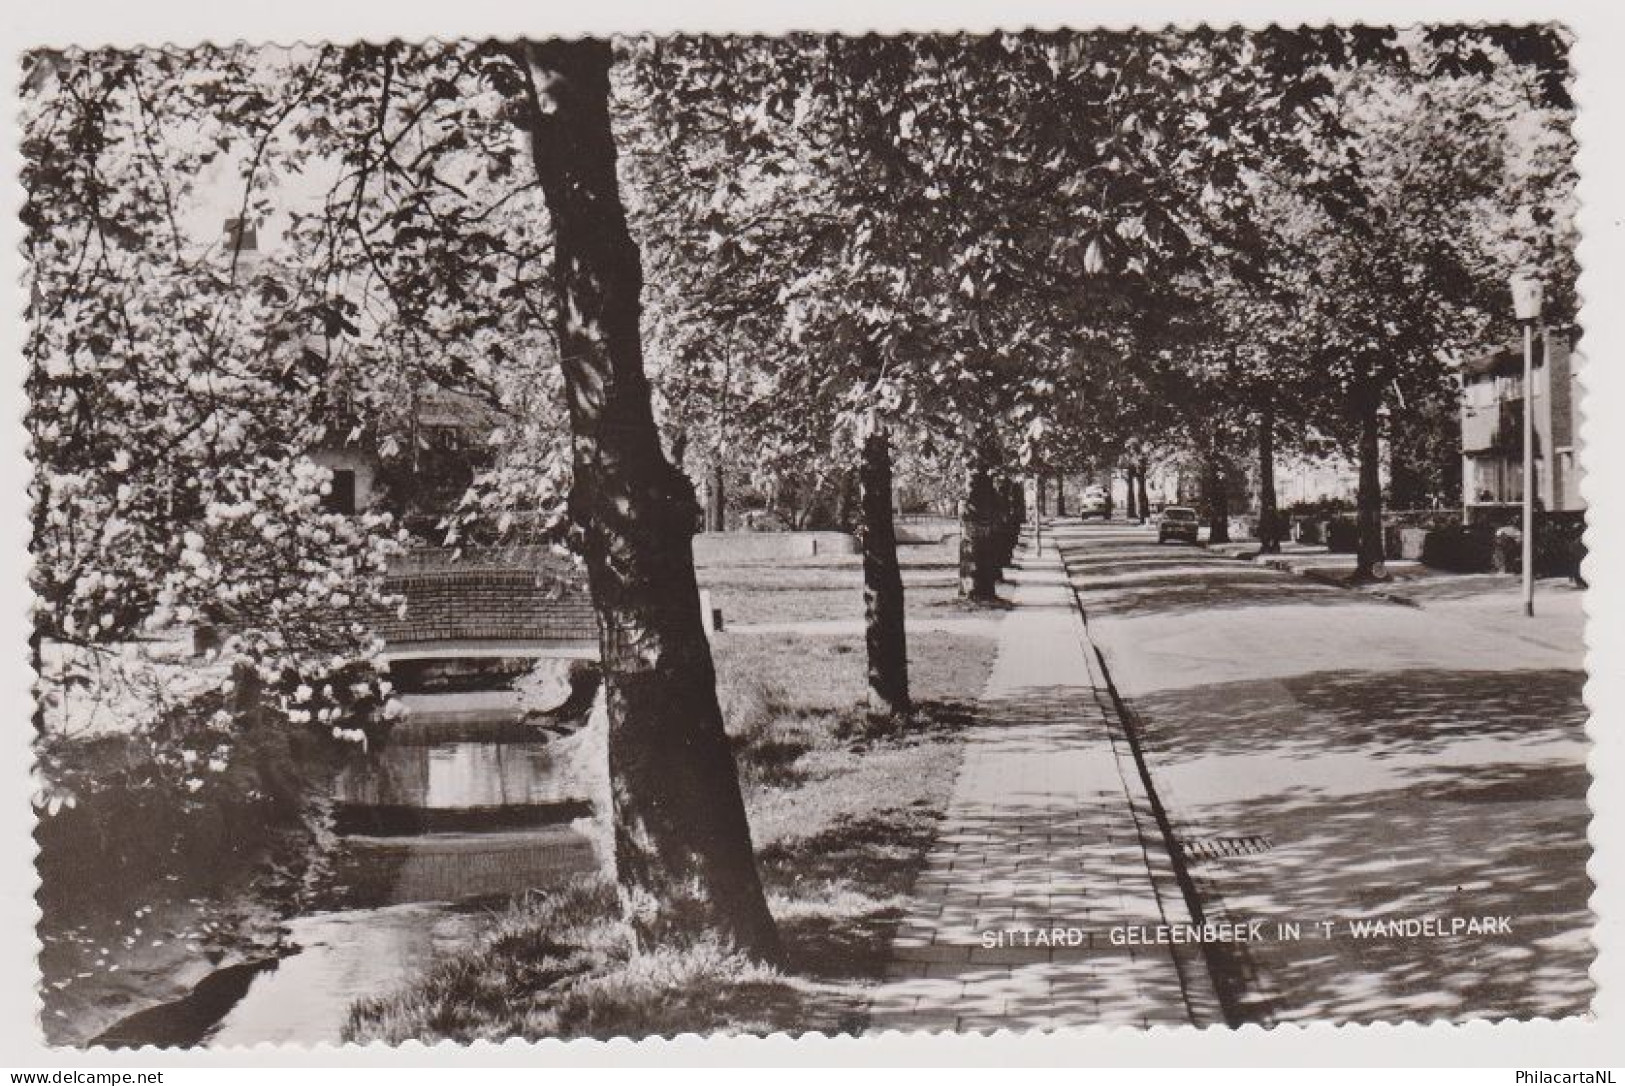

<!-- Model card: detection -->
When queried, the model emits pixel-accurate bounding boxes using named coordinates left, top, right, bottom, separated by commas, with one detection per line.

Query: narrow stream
left=91, top=683, right=602, bottom=1049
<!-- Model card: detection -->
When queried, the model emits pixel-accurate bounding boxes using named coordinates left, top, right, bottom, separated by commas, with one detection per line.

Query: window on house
left=1506, top=460, right=1525, bottom=503
left=325, top=469, right=357, bottom=515
left=1468, top=457, right=1518, bottom=504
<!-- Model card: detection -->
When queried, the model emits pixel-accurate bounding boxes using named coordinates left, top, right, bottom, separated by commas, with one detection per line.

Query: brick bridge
left=372, top=547, right=598, bottom=662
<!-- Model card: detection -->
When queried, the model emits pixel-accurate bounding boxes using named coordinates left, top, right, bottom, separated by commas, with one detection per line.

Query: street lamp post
left=1510, top=268, right=1545, bottom=618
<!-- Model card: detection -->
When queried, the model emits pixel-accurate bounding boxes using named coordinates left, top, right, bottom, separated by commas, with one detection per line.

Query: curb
left=1053, top=541, right=1252, bottom=1029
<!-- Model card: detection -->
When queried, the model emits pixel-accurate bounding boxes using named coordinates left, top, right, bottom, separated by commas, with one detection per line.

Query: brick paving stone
left=865, top=541, right=1222, bottom=1034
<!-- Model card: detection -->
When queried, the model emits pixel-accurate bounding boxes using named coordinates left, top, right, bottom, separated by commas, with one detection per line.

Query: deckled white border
left=2, top=0, right=1620, bottom=1068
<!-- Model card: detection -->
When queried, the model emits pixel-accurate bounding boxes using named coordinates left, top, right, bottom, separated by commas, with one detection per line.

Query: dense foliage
left=24, top=26, right=1577, bottom=958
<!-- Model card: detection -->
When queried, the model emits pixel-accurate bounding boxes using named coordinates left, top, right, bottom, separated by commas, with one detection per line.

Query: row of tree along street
left=24, top=28, right=1577, bottom=964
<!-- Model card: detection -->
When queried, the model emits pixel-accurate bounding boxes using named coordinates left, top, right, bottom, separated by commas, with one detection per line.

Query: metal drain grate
left=1180, top=835, right=1273, bottom=863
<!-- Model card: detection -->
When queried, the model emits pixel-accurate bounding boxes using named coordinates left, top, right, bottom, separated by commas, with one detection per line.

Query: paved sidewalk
left=867, top=543, right=1221, bottom=1033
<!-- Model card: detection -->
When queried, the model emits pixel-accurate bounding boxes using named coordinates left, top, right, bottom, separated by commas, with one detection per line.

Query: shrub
left=1326, top=518, right=1360, bottom=553
left=1257, top=511, right=1293, bottom=542
left=1542, top=513, right=1589, bottom=581
left=1283, top=498, right=1354, bottom=517
left=1420, top=525, right=1496, bottom=572
left=1485, top=514, right=1589, bottom=578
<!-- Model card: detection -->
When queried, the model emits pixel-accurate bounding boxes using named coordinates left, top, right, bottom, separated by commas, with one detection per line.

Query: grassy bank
left=344, top=546, right=1000, bottom=1042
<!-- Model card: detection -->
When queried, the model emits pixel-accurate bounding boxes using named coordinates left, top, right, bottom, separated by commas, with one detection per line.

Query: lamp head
left=1509, top=268, right=1545, bottom=323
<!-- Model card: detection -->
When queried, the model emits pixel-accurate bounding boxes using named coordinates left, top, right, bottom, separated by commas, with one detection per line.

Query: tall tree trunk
left=1001, top=478, right=1025, bottom=568
left=990, top=478, right=1010, bottom=571
left=1136, top=461, right=1151, bottom=522
left=1353, top=383, right=1386, bottom=581
left=704, top=458, right=726, bottom=533
left=859, top=425, right=910, bottom=719
left=1258, top=405, right=1280, bottom=555
left=1205, top=452, right=1231, bottom=544
left=518, top=40, right=779, bottom=963
left=1054, top=474, right=1067, bottom=518
left=959, top=427, right=1001, bottom=602
left=1035, top=472, right=1048, bottom=518
left=1124, top=466, right=1140, bottom=521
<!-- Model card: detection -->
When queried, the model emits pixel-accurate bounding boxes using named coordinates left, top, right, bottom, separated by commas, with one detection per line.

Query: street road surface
left=1059, top=520, right=1593, bottom=1025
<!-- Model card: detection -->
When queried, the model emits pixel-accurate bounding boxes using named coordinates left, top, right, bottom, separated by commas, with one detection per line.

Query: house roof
left=416, top=388, right=501, bottom=432
left=1458, top=326, right=1577, bottom=381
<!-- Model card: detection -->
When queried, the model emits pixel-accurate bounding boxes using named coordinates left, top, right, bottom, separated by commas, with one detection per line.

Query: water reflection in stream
left=333, top=740, right=593, bottom=834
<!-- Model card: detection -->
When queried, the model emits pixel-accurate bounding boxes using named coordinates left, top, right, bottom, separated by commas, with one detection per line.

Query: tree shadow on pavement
left=1186, top=766, right=1594, bottom=1025
left=1074, top=566, right=1354, bottom=620
left=1125, top=666, right=1593, bottom=1025
left=1133, top=667, right=1587, bottom=761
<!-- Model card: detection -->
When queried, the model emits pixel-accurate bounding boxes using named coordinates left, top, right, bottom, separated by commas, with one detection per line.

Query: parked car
left=1158, top=506, right=1200, bottom=544
left=1079, top=486, right=1109, bottom=520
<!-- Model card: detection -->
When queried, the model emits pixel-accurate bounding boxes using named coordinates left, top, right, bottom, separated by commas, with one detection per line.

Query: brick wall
left=369, top=549, right=597, bottom=647
left=1548, top=330, right=1574, bottom=450
left=1546, top=329, right=1585, bottom=513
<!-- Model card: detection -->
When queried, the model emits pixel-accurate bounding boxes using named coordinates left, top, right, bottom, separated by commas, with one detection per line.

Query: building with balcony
left=1459, top=327, right=1583, bottom=524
